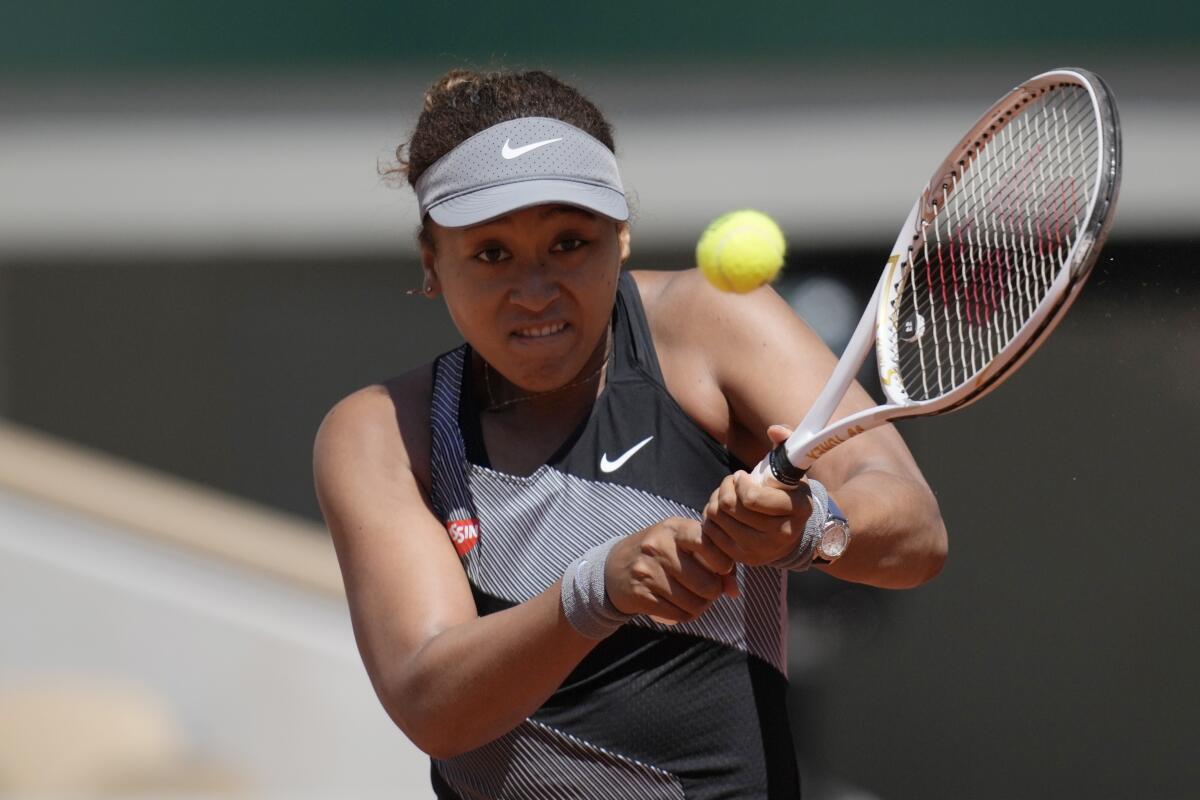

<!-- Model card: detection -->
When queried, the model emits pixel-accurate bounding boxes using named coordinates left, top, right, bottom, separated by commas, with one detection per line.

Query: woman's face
left=422, top=204, right=630, bottom=392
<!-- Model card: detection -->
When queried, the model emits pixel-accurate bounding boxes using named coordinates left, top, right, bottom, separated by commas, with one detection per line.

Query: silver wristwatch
left=812, top=496, right=851, bottom=565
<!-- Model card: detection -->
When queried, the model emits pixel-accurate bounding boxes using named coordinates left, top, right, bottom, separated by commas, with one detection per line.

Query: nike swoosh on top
left=599, top=436, right=654, bottom=473
left=501, top=137, right=563, bottom=159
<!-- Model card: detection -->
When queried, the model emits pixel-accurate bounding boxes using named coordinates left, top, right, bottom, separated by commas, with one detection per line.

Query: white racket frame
left=751, top=67, right=1121, bottom=486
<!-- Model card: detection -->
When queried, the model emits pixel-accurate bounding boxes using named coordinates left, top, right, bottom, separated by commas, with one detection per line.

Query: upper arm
left=643, top=269, right=926, bottom=492
left=312, top=372, right=478, bottom=709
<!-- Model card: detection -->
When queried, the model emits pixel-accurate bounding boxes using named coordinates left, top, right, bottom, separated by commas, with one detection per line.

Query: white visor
left=415, top=117, right=629, bottom=227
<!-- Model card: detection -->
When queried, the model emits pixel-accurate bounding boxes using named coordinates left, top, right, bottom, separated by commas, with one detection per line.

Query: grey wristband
left=560, top=537, right=636, bottom=639
left=768, top=478, right=830, bottom=572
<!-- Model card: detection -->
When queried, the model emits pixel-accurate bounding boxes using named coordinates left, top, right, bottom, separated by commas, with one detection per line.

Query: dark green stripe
left=3, top=0, right=1197, bottom=75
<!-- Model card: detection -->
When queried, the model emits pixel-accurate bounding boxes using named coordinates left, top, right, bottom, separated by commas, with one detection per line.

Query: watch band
left=825, top=494, right=847, bottom=525
left=811, top=494, right=849, bottom=565
left=768, top=478, right=829, bottom=572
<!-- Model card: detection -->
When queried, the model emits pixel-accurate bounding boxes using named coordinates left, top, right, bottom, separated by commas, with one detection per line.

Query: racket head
left=875, top=68, right=1121, bottom=414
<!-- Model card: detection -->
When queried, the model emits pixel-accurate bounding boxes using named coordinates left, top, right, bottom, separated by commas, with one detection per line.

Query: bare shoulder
left=629, top=268, right=845, bottom=466
left=626, top=270, right=727, bottom=441
left=312, top=361, right=474, bottom=619
left=313, top=363, right=435, bottom=513
left=313, top=363, right=480, bottom=695
left=631, top=268, right=813, bottom=347
left=628, top=268, right=702, bottom=344
left=630, top=268, right=829, bottom=388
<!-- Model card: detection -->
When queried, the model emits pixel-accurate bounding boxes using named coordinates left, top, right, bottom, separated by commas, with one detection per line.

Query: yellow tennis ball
left=695, top=210, right=786, bottom=293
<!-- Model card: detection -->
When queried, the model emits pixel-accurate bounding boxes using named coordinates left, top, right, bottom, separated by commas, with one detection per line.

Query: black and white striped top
left=425, top=273, right=799, bottom=799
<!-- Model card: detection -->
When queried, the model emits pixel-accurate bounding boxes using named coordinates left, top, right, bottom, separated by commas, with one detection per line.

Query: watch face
left=818, top=520, right=850, bottom=560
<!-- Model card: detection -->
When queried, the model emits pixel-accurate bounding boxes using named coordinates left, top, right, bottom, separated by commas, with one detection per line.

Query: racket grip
left=767, top=442, right=806, bottom=487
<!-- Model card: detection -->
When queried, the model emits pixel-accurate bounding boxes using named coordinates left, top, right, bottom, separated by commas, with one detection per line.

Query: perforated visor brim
left=425, top=179, right=629, bottom=227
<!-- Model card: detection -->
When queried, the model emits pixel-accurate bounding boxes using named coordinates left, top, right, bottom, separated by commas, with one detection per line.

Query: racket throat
left=781, top=275, right=883, bottom=466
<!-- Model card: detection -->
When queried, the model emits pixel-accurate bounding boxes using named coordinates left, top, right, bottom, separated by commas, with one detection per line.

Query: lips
left=512, top=321, right=568, bottom=339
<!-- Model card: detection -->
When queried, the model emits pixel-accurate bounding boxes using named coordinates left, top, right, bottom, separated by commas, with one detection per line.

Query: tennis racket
left=751, top=67, right=1122, bottom=487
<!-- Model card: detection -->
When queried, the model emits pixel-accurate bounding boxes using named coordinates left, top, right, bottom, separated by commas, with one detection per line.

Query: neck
left=477, top=330, right=611, bottom=417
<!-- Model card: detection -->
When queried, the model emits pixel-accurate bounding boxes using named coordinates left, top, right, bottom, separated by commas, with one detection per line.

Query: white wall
left=0, top=486, right=433, bottom=799
left=1, top=63, right=1194, bottom=259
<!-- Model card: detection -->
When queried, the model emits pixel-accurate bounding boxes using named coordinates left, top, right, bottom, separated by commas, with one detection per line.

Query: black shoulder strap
left=428, top=346, right=479, bottom=532
left=611, top=271, right=666, bottom=385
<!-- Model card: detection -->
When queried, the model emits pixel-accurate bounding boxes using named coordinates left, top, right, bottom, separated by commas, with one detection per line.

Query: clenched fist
left=605, top=517, right=738, bottom=625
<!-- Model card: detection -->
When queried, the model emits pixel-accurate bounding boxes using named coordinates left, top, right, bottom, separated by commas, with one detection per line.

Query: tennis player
left=314, top=69, right=947, bottom=799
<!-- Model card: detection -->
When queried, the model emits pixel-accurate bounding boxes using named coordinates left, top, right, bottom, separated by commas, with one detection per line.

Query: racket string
left=893, top=84, right=1099, bottom=400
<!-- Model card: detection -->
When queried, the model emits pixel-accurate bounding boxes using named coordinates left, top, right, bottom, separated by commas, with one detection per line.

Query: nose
left=508, top=262, right=560, bottom=313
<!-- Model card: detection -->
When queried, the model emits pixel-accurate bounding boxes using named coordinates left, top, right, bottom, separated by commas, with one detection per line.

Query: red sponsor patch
left=445, top=518, right=480, bottom=556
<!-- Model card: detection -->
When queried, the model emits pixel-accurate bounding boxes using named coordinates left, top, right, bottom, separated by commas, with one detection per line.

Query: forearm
left=382, top=581, right=599, bottom=759
left=822, top=468, right=947, bottom=589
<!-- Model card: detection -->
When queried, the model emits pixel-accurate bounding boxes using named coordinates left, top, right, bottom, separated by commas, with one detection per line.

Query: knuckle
left=630, top=564, right=655, bottom=583
left=634, top=585, right=658, bottom=604
left=662, top=517, right=693, bottom=538
left=639, top=537, right=665, bottom=558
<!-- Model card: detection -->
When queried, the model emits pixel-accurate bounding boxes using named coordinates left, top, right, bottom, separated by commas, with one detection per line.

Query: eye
left=552, top=237, right=588, bottom=253
left=474, top=246, right=510, bottom=264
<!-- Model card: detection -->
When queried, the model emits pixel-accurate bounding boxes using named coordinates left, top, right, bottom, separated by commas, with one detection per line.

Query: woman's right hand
left=603, top=517, right=738, bottom=625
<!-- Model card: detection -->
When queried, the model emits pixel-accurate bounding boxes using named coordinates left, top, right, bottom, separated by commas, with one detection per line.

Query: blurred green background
left=4, top=0, right=1199, bottom=71
left=1, top=2, right=1197, bottom=798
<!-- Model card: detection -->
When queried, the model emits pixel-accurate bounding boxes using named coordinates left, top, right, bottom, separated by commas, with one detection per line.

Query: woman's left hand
left=701, top=425, right=815, bottom=567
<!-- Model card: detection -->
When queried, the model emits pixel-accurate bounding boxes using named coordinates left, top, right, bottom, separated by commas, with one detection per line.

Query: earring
left=405, top=284, right=432, bottom=297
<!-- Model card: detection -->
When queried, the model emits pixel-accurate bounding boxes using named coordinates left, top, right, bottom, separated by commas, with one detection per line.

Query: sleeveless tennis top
left=426, top=272, right=799, bottom=799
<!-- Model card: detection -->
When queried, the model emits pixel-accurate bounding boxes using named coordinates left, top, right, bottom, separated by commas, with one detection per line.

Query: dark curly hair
left=390, top=68, right=616, bottom=190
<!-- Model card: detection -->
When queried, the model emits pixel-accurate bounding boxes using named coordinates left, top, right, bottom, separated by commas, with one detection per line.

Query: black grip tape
left=768, top=442, right=806, bottom=486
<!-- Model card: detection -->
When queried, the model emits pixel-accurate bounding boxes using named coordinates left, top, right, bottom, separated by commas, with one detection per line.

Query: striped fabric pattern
left=434, top=719, right=685, bottom=800
left=466, top=463, right=786, bottom=671
left=430, top=346, right=787, bottom=672
left=429, top=350, right=479, bottom=529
